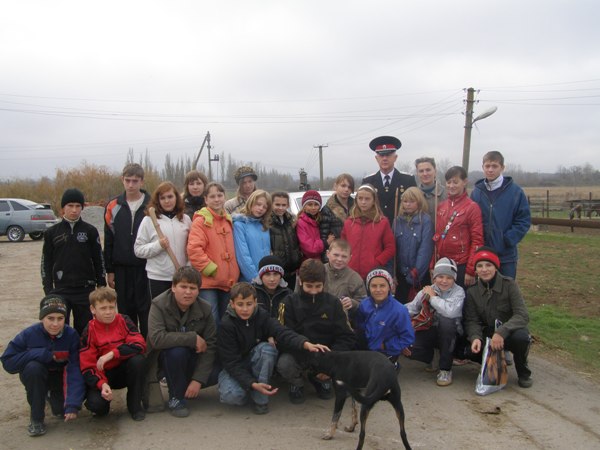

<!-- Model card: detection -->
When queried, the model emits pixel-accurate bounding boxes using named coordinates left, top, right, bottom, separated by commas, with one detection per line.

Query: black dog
left=311, top=350, right=411, bottom=450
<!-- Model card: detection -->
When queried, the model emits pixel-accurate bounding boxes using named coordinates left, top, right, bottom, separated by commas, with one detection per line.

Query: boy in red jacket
left=79, top=287, right=147, bottom=421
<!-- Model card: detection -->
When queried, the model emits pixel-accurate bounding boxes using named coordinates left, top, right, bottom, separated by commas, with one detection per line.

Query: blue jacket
left=233, top=214, right=271, bottom=282
left=392, top=212, right=434, bottom=286
left=471, top=177, right=531, bottom=264
left=355, top=295, right=415, bottom=357
left=1, top=323, right=85, bottom=414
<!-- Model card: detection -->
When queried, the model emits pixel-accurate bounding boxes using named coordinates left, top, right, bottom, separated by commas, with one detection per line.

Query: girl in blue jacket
left=392, top=187, right=434, bottom=303
left=233, top=190, right=273, bottom=282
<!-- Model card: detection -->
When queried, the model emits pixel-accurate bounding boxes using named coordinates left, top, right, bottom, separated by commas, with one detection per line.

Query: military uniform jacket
left=362, top=169, right=416, bottom=226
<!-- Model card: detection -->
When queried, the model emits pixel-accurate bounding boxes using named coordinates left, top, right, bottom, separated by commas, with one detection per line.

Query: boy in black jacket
left=252, top=256, right=293, bottom=318
left=277, top=259, right=356, bottom=404
left=41, top=188, right=106, bottom=335
left=217, top=282, right=328, bottom=414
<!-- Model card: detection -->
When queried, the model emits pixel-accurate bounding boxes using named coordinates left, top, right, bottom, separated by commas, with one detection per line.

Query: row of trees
left=1, top=149, right=599, bottom=211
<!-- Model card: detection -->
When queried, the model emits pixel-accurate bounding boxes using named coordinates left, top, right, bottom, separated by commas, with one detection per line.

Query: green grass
left=529, top=305, right=600, bottom=372
left=519, top=231, right=600, bottom=374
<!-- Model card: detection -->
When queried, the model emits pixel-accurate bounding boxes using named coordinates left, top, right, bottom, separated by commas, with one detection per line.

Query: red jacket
left=296, top=213, right=325, bottom=260
left=187, top=207, right=240, bottom=291
left=341, top=216, right=396, bottom=280
left=79, top=314, right=146, bottom=390
left=432, top=191, right=484, bottom=276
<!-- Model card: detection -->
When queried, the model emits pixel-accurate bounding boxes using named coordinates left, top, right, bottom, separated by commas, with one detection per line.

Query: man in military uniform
left=362, top=136, right=416, bottom=226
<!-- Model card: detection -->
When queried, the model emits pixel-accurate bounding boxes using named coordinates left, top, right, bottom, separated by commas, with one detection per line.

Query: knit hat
left=61, top=188, right=85, bottom=209
left=301, top=190, right=322, bottom=209
left=433, top=257, right=458, bottom=280
left=234, top=166, right=258, bottom=184
left=473, top=246, right=500, bottom=269
left=258, top=255, right=285, bottom=279
left=39, top=294, right=68, bottom=320
left=366, top=268, right=394, bottom=291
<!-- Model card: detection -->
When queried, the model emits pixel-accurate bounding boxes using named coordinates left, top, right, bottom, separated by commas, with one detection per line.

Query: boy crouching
left=1, top=295, right=85, bottom=437
left=218, top=282, right=328, bottom=414
left=79, top=287, right=147, bottom=420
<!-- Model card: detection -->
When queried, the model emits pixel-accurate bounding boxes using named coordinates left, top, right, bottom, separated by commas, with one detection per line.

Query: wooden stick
left=148, top=207, right=181, bottom=270
left=393, top=187, right=400, bottom=280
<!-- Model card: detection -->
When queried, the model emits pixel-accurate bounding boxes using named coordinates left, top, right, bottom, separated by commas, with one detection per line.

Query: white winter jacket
left=134, top=214, right=191, bottom=281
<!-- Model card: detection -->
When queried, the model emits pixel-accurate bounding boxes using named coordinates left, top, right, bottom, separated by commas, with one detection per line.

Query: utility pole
left=314, top=144, right=328, bottom=190
left=192, top=131, right=219, bottom=180
left=462, top=87, right=476, bottom=173
left=206, top=132, right=219, bottom=181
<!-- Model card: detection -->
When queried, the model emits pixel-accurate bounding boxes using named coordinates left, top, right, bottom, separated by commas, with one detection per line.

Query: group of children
left=1, top=150, right=534, bottom=437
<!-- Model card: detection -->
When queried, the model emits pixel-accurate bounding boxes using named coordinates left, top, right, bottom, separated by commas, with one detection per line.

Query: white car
left=0, top=198, right=59, bottom=242
left=287, top=191, right=336, bottom=216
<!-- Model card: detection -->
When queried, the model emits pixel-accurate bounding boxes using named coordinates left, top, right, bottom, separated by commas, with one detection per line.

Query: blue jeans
left=200, top=289, right=230, bottom=328
left=499, top=261, right=517, bottom=279
left=218, top=342, right=278, bottom=406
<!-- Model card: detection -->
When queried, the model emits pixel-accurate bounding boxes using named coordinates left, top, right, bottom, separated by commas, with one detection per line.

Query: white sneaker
left=437, top=370, right=453, bottom=386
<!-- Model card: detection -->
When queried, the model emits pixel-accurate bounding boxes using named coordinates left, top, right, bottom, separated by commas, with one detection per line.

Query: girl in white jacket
left=405, top=257, right=465, bottom=387
left=135, top=182, right=191, bottom=299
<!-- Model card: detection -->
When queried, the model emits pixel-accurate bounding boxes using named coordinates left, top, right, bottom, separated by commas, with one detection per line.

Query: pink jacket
left=341, top=216, right=396, bottom=280
left=296, top=213, right=325, bottom=260
left=187, top=207, right=240, bottom=291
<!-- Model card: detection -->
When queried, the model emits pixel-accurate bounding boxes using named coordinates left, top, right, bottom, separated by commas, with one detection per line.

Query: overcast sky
left=1, top=0, right=599, bottom=183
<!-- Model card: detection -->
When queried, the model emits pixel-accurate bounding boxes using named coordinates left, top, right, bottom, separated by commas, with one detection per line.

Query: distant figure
left=225, top=166, right=258, bottom=215
left=569, top=204, right=582, bottom=220
left=362, top=136, right=416, bottom=226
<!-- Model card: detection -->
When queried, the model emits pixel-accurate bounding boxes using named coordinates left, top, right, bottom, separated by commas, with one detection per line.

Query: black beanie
left=39, top=294, right=68, bottom=320
left=61, top=188, right=85, bottom=209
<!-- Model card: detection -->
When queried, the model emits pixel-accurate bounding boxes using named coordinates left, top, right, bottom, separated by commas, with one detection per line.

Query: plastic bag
left=475, top=337, right=508, bottom=396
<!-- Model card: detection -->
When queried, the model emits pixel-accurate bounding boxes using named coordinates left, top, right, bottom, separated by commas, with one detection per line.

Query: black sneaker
left=289, top=385, right=305, bottom=404
left=168, top=398, right=190, bottom=418
left=310, top=378, right=333, bottom=400
left=27, top=421, right=46, bottom=437
left=131, top=411, right=146, bottom=421
left=253, top=403, right=269, bottom=415
left=518, top=376, right=533, bottom=388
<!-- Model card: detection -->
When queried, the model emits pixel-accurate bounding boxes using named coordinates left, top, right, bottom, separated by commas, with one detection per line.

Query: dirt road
left=1, top=238, right=599, bottom=450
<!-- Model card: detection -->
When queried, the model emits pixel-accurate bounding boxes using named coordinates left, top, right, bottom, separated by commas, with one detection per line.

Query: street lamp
left=461, top=87, right=497, bottom=173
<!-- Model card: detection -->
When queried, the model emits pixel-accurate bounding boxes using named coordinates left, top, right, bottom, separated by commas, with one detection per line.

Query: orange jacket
left=187, top=207, right=239, bottom=291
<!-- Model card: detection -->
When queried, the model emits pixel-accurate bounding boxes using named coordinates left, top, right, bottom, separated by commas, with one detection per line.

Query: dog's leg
left=355, top=403, right=372, bottom=450
left=343, top=397, right=358, bottom=432
left=322, top=386, right=347, bottom=440
left=388, top=386, right=412, bottom=450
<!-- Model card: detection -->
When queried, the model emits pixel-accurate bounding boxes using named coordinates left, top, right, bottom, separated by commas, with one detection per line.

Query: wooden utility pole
left=314, top=144, right=328, bottom=190
left=462, top=87, right=476, bottom=173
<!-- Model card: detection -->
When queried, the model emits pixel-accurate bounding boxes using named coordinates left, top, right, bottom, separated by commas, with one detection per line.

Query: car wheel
left=7, top=225, right=25, bottom=242
left=29, top=232, right=44, bottom=240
